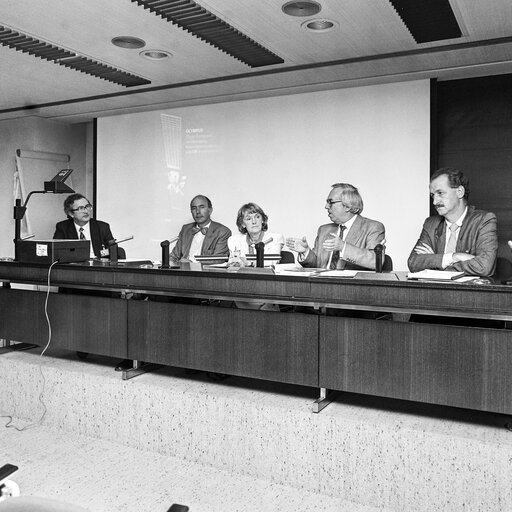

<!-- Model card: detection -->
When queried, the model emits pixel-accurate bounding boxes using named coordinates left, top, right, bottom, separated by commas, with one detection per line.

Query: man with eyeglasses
left=54, top=193, right=132, bottom=370
left=53, top=193, right=115, bottom=259
left=286, top=183, right=385, bottom=270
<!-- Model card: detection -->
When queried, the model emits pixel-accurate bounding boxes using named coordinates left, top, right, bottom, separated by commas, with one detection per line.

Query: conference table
left=1, top=260, right=511, bottom=415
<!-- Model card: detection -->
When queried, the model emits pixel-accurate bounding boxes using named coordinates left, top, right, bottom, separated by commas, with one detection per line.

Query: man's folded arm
left=448, top=213, right=498, bottom=277
left=407, top=227, right=443, bottom=272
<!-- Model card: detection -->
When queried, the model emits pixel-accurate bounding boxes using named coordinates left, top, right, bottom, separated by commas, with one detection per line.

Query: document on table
left=312, top=270, right=359, bottom=278
left=273, top=264, right=324, bottom=277
left=407, top=269, right=465, bottom=281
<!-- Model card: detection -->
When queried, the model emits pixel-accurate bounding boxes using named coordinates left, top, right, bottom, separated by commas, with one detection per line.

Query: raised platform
left=1, top=348, right=512, bottom=511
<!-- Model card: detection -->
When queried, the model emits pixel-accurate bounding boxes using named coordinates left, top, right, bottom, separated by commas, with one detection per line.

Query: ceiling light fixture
left=140, top=49, right=172, bottom=60
left=301, top=19, right=338, bottom=33
left=111, top=36, right=146, bottom=49
left=282, top=1, right=321, bottom=17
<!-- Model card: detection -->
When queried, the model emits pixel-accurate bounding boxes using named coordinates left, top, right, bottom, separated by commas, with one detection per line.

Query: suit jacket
left=407, top=205, right=497, bottom=277
left=171, top=220, right=231, bottom=261
left=301, top=215, right=385, bottom=270
left=53, top=218, right=114, bottom=258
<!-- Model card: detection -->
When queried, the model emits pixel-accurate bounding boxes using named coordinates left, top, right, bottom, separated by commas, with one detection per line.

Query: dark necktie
left=79, top=227, right=85, bottom=240
left=329, top=225, right=346, bottom=270
left=193, top=226, right=208, bottom=236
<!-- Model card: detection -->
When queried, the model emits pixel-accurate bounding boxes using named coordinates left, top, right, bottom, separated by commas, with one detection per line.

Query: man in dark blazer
left=286, top=183, right=385, bottom=270
left=54, top=193, right=132, bottom=371
left=171, top=194, right=231, bottom=263
left=53, top=193, right=114, bottom=258
left=408, top=167, right=497, bottom=277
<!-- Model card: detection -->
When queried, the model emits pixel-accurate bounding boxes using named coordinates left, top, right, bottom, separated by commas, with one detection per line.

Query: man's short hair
left=63, top=193, right=88, bottom=217
left=235, top=202, right=269, bottom=234
left=430, top=167, right=470, bottom=199
left=331, top=183, right=363, bottom=214
left=190, top=195, right=212, bottom=209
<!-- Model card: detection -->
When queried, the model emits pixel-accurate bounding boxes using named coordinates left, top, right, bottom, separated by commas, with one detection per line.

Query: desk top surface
left=1, top=260, right=512, bottom=320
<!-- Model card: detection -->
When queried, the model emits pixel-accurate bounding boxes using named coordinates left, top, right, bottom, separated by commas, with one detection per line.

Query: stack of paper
left=313, top=270, right=359, bottom=278
left=407, top=269, right=464, bottom=281
left=273, top=264, right=324, bottom=277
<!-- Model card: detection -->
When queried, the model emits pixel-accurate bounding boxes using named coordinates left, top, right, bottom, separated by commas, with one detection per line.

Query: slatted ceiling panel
left=131, top=0, right=284, bottom=67
left=0, top=25, right=150, bottom=87
left=388, top=0, right=462, bottom=44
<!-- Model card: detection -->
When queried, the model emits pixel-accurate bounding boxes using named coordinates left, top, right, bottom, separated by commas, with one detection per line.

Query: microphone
left=160, top=236, right=179, bottom=269
left=249, top=237, right=273, bottom=248
left=106, top=235, right=134, bottom=263
left=254, top=241, right=265, bottom=268
left=107, top=239, right=120, bottom=264
left=374, top=239, right=386, bottom=273
left=160, top=240, right=170, bottom=269
left=251, top=237, right=274, bottom=267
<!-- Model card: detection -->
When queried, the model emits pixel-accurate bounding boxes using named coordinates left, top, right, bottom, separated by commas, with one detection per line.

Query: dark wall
left=436, top=74, right=512, bottom=277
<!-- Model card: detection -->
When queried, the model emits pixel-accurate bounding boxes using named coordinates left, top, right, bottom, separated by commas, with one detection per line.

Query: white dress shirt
left=325, top=214, right=357, bottom=269
left=74, top=221, right=94, bottom=258
left=188, top=221, right=211, bottom=261
left=441, top=207, right=468, bottom=268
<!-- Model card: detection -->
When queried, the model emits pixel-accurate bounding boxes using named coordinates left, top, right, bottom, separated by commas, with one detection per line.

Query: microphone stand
left=160, top=236, right=179, bottom=269
left=13, top=191, right=47, bottom=261
left=374, top=244, right=384, bottom=273
left=108, top=236, right=134, bottom=265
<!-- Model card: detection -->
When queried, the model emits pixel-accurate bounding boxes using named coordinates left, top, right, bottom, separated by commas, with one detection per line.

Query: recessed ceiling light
left=140, top=49, right=172, bottom=60
left=301, top=19, right=338, bottom=33
left=282, top=1, right=321, bottom=17
left=111, top=36, right=146, bottom=49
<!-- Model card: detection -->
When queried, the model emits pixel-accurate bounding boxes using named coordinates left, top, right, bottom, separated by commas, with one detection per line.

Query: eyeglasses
left=325, top=199, right=344, bottom=207
left=71, top=204, right=92, bottom=212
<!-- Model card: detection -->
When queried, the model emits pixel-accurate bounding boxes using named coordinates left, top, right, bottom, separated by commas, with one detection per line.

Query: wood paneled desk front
left=1, top=261, right=511, bottom=415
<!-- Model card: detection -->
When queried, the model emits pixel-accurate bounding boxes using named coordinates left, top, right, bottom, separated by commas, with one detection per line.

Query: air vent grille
left=132, top=0, right=284, bottom=67
left=0, top=25, right=151, bottom=87
left=388, top=0, right=462, bottom=44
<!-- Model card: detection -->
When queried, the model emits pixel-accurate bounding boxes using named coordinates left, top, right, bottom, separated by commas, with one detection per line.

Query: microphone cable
left=1, top=260, right=59, bottom=431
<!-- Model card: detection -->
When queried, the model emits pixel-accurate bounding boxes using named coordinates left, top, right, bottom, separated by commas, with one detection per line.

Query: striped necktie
left=79, top=227, right=85, bottom=240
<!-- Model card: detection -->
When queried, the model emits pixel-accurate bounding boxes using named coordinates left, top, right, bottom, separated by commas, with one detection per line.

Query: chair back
left=383, top=254, right=393, bottom=272
left=494, top=256, right=512, bottom=283
left=279, top=250, right=295, bottom=264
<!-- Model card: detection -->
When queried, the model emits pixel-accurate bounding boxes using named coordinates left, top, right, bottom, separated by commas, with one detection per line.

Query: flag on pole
left=14, top=155, right=32, bottom=239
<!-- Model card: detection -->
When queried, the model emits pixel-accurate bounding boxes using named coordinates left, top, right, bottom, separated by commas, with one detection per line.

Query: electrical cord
left=1, top=260, right=59, bottom=430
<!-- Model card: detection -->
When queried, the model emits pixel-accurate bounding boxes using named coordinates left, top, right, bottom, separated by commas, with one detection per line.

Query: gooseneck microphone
left=108, top=239, right=119, bottom=264
left=374, top=241, right=385, bottom=273
left=160, top=236, right=179, bottom=269
left=160, top=240, right=170, bottom=269
left=108, top=235, right=134, bottom=264
left=255, top=242, right=265, bottom=268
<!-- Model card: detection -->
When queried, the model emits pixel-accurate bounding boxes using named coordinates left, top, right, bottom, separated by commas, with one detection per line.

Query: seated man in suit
left=54, top=193, right=131, bottom=370
left=408, top=167, right=497, bottom=277
left=171, top=194, right=231, bottom=263
left=53, top=193, right=114, bottom=259
left=286, top=182, right=385, bottom=270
